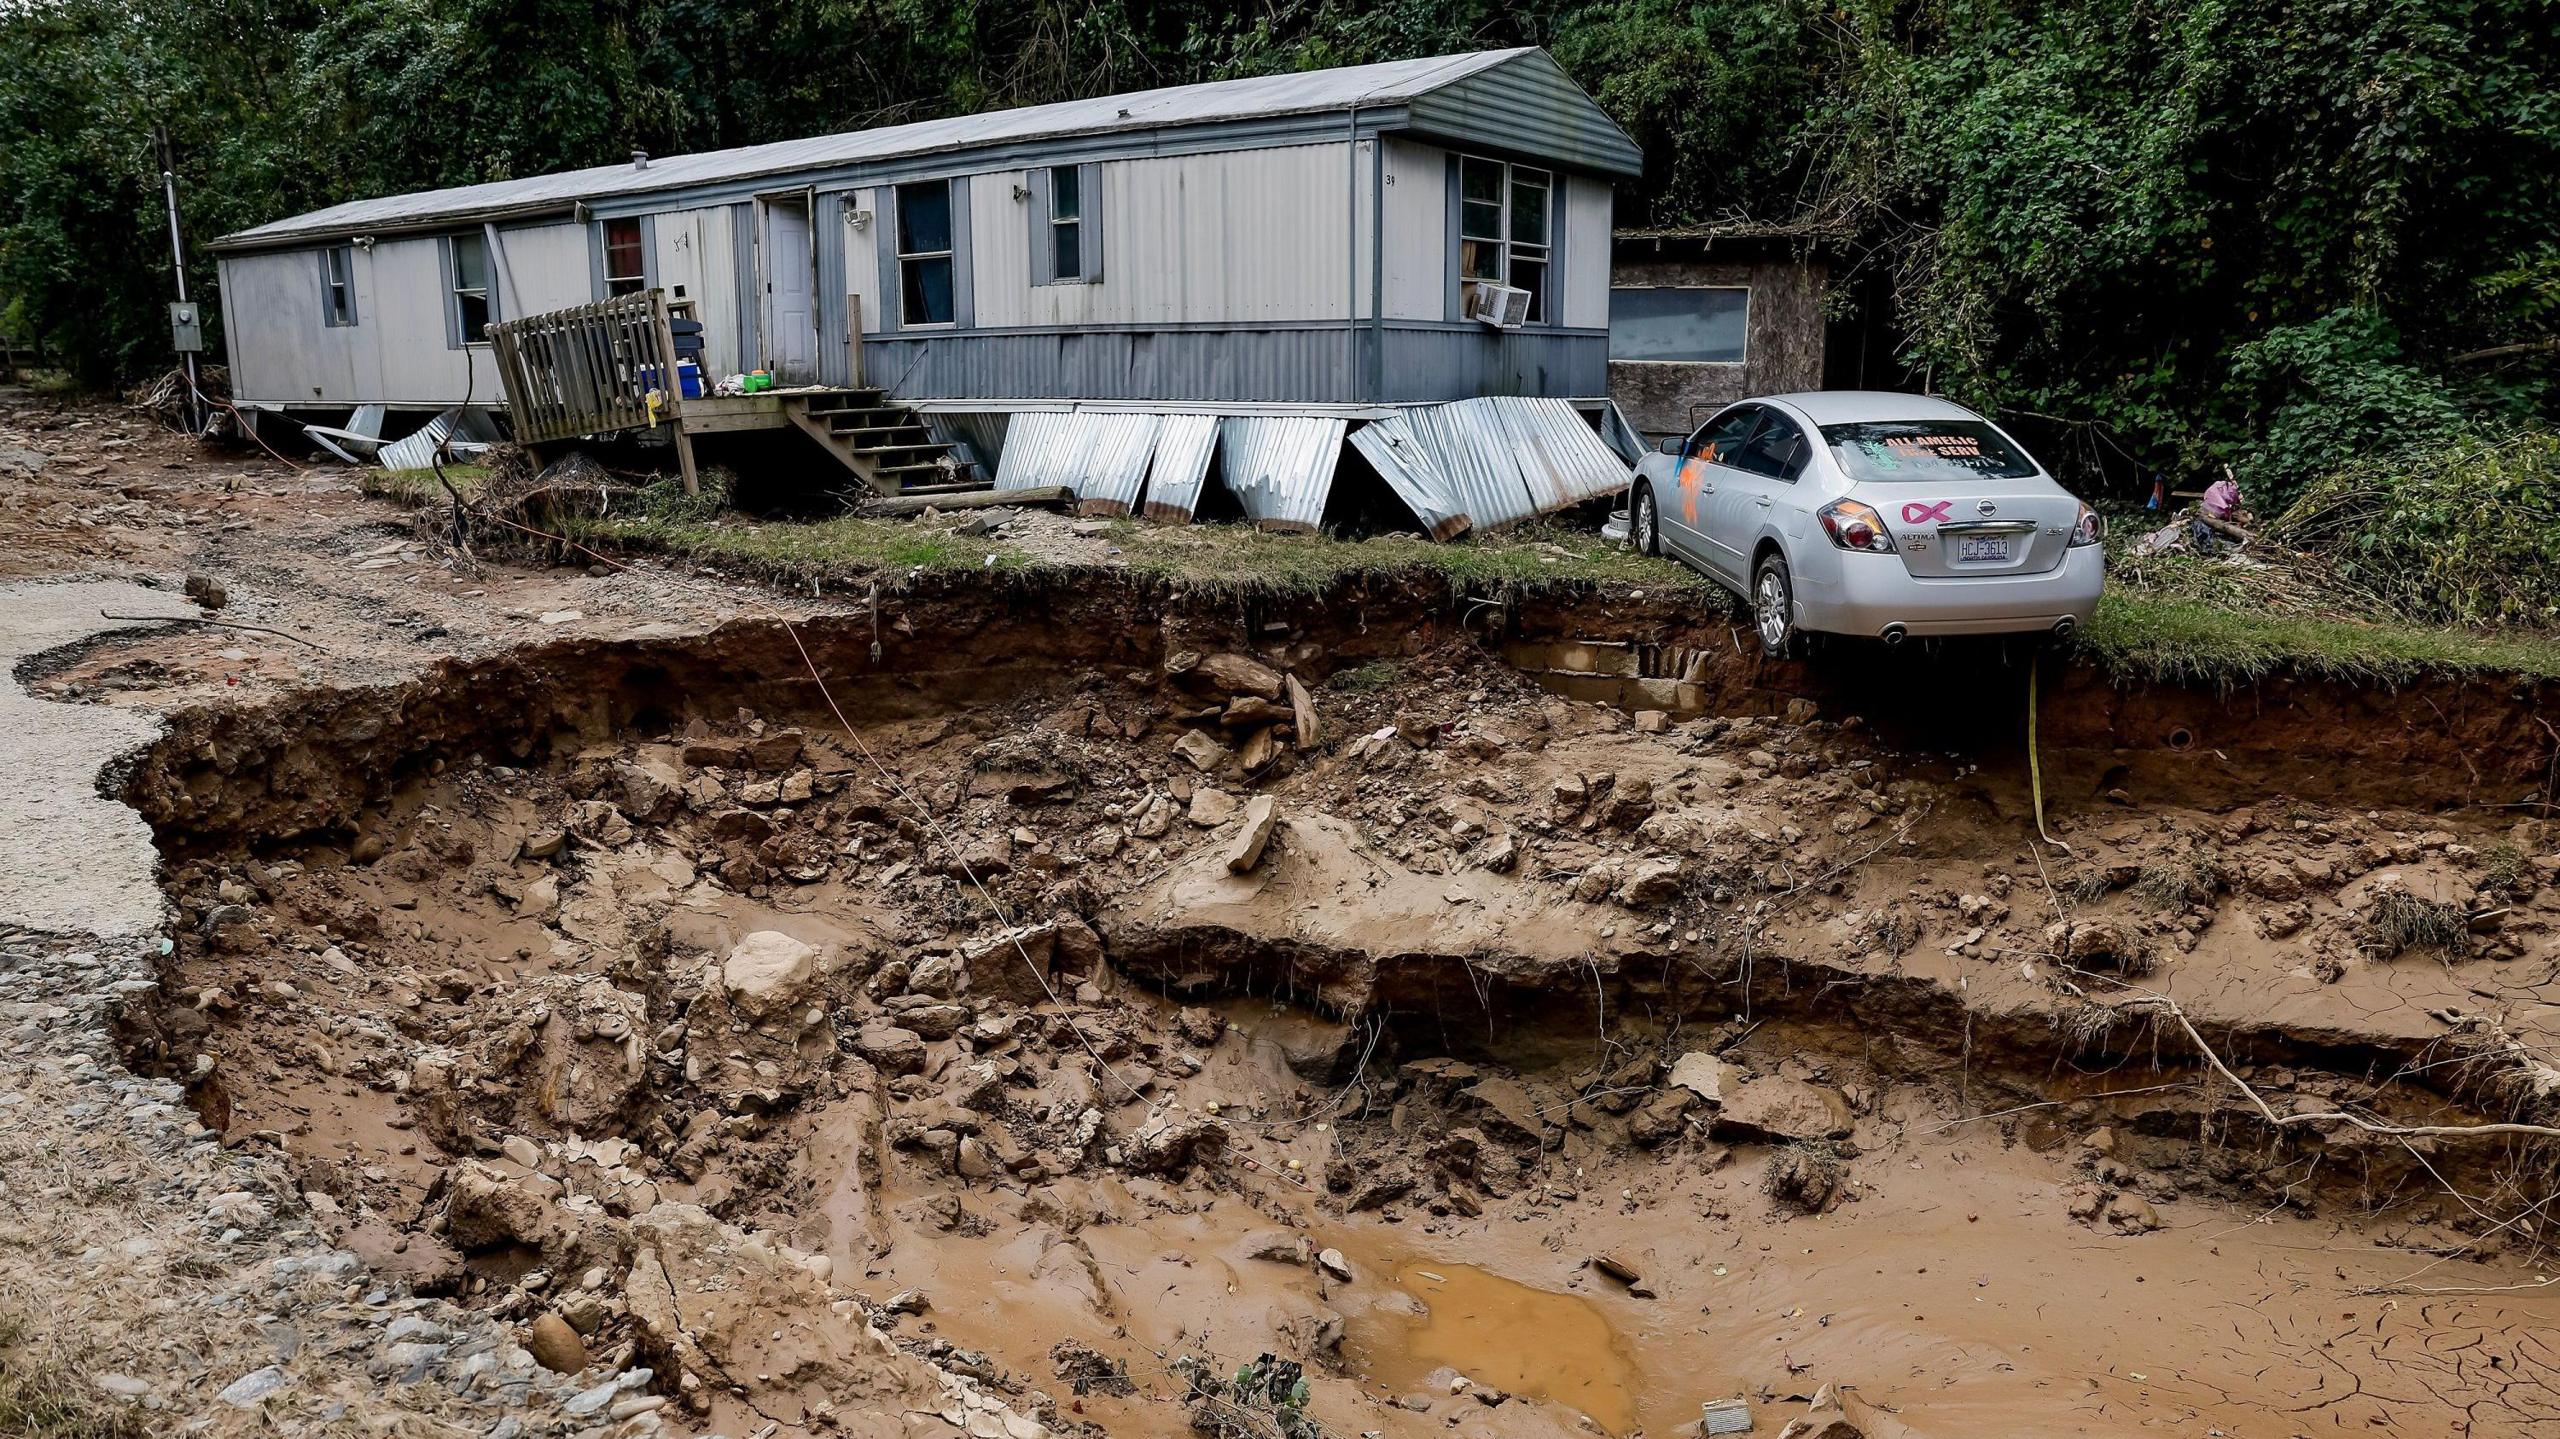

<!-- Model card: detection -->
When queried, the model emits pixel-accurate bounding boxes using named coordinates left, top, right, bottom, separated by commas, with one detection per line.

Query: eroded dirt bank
left=93, top=575, right=2560, bottom=1439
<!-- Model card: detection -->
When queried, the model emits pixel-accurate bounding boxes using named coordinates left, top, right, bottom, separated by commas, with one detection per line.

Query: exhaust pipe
left=2052, top=615, right=2078, bottom=640
left=1880, top=623, right=1908, bottom=646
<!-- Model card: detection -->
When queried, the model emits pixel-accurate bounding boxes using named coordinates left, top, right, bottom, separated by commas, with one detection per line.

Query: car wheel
left=1752, top=552, right=1797, bottom=659
left=1630, top=482, right=1660, bottom=556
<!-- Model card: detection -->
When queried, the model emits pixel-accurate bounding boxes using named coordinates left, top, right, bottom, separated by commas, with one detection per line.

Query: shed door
left=760, top=196, right=818, bottom=385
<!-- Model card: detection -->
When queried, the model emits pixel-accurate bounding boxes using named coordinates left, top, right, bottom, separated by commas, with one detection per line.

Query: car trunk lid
left=1880, top=478, right=2079, bottom=577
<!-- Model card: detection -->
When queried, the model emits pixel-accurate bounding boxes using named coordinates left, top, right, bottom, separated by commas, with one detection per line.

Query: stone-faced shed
left=1607, top=225, right=1832, bottom=441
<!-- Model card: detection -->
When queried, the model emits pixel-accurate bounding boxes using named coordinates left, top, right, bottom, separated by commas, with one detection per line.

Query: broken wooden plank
left=857, top=485, right=1070, bottom=518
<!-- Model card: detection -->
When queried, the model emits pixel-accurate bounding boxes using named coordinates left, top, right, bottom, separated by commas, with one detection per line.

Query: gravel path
left=0, top=577, right=195, bottom=937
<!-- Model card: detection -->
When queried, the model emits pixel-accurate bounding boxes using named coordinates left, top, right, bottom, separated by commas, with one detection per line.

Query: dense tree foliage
left=3, top=0, right=2552, bottom=499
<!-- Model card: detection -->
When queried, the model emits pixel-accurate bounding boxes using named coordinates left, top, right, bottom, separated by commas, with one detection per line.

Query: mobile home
left=211, top=48, right=1645, bottom=532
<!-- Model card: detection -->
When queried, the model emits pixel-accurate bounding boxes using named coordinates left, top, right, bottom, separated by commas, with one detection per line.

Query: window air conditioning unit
left=1467, top=281, right=1531, bottom=329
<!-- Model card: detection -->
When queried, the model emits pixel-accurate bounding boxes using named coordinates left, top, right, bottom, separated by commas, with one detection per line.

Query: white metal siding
left=969, top=144, right=1353, bottom=329
left=843, top=187, right=882, bottom=343
left=653, top=206, right=744, bottom=375
left=494, top=222, right=588, bottom=315
left=1379, top=138, right=1447, bottom=321
left=1562, top=175, right=1612, bottom=330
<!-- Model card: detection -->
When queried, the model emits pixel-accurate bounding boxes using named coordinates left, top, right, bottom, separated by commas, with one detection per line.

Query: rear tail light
left=1818, top=498, right=1896, bottom=554
left=2070, top=502, right=2103, bottom=547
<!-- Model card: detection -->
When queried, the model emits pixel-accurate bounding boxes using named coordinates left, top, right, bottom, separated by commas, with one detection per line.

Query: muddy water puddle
left=1345, top=1257, right=1646, bottom=1433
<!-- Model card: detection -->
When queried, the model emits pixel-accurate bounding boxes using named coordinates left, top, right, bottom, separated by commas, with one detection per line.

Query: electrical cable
left=2029, top=649, right=2070, bottom=854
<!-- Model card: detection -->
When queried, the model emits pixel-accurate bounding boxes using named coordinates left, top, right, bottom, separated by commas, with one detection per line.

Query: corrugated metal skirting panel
left=1349, top=397, right=1631, bottom=536
left=1072, top=414, right=1165, bottom=515
left=1143, top=415, right=1220, bottom=524
left=1346, top=415, right=1471, bottom=540
left=1220, top=417, right=1347, bottom=532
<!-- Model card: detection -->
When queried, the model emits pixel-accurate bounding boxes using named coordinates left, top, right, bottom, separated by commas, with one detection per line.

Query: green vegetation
left=4, top=0, right=2552, bottom=499
left=2272, top=430, right=2560, bottom=629
left=2080, top=590, right=2560, bottom=686
left=571, top=510, right=1713, bottom=600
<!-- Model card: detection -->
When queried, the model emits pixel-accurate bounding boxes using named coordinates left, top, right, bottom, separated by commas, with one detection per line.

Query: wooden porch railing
left=487, top=287, right=699, bottom=492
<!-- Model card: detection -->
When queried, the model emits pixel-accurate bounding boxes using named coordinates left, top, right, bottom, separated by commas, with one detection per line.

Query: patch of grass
left=574, top=510, right=1711, bottom=600
left=2080, top=590, right=2560, bottom=687
left=2481, top=843, right=2532, bottom=900
left=0, top=1311, right=150, bottom=1439
left=2364, top=886, right=2470, bottom=959
left=571, top=512, right=1025, bottom=583
left=1099, top=519, right=1707, bottom=598
left=361, top=463, right=491, bottom=506
left=2133, top=854, right=2222, bottom=908
left=1329, top=661, right=1400, bottom=693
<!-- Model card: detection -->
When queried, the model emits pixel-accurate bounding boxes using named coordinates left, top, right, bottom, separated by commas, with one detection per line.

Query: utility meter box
left=169, top=301, right=203, bottom=353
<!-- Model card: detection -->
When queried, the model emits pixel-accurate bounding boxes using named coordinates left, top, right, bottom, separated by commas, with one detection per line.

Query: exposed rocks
left=1224, top=795, right=1280, bottom=873
left=1714, top=1076, right=1853, bottom=1143
left=1192, top=652, right=1284, bottom=700
left=526, top=1312, right=589, bottom=1374
left=719, top=930, right=819, bottom=1020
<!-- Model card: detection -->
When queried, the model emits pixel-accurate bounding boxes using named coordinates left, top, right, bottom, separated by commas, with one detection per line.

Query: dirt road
left=8, top=389, right=2560, bottom=1438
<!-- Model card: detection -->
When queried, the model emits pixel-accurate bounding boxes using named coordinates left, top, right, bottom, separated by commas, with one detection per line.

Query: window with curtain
left=602, top=218, right=646, bottom=296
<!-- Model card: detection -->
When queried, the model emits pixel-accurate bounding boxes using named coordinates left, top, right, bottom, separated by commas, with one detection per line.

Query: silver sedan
left=1628, top=391, right=2104, bottom=655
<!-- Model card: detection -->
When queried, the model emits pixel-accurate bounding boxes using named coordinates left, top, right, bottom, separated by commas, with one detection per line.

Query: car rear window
left=1821, top=421, right=2038, bottom=483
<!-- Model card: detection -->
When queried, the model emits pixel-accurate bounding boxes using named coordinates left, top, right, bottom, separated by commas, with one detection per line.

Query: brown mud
left=96, top=574, right=2560, bottom=1438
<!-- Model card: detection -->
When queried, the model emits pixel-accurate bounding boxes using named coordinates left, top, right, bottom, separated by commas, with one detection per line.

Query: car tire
left=1630, top=482, right=1660, bottom=557
left=1752, top=551, right=1797, bottom=660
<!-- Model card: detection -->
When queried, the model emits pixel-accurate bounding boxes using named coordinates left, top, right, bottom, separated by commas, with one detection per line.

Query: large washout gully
left=8, top=401, right=2560, bottom=1438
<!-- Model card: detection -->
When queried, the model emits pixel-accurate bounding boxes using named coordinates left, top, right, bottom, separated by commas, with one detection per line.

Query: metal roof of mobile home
left=218, top=48, right=1639, bottom=249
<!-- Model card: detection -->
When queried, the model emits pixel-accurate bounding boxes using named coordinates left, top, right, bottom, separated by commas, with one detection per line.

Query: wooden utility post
left=847, top=295, right=865, bottom=390
left=648, top=288, right=701, bottom=496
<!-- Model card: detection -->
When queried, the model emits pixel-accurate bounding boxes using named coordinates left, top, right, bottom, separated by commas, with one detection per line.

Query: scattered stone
left=1188, top=787, right=1240, bottom=827
left=184, top=572, right=229, bottom=610
left=1285, top=673, right=1322, bottom=748
left=1174, top=730, right=1230, bottom=773
left=1668, top=1051, right=1733, bottom=1106
left=216, top=1366, right=287, bottom=1407
left=721, top=931, right=820, bottom=1020
left=1713, top=1076, right=1853, bottom=1143
left=855, top=1026, right=928, bottom=1075
left=1194, top=653, right=1284, bottom=700
left=528, top=1313, right=588, bottom=1374
left=1616, top=856, right=1685, bottom=907
left=2106, top=1193, right=2163, bottom=1233
left=1224, top=796, right=1280, bottom=873
left=1131, top=792, right=1176, bottom=839
left=1316, top=1247, right=1353, bottom=1282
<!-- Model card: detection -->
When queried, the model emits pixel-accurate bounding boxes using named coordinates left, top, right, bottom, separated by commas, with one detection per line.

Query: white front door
left=759, top=197, right=817, bottom=385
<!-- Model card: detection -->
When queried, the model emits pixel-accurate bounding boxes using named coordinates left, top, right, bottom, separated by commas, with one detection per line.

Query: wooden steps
left=782, top=389, right=987, bottom=498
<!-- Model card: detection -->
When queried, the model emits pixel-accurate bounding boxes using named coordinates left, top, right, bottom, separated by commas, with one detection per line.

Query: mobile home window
left=1608, top=286, right=1749, bottom=364
left=450, top=234, right=492, bottom=344
left=602, top=218, right=646, bottom=296
left=1456, top=157, right=1551, bottom=322
left=320, top=245, right=357, bottom=327
left=897, top=181, right=955, bottom=326
left=1049, top=166, right=1082, bottom=279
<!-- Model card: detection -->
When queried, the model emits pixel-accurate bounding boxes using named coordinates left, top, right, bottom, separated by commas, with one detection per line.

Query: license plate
left=1957, top=535, right=2012, bottom=564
